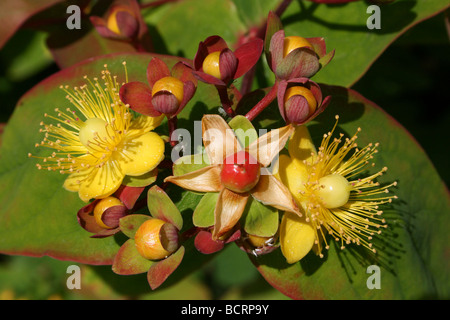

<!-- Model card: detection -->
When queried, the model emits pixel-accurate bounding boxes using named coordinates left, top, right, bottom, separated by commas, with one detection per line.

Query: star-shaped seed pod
left=165, top=114, right=298, bottom=240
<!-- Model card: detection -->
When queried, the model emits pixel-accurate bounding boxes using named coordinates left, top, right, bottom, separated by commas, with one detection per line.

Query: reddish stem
left=168, top=116, right=178, bottom=147
left=245, top=83, right=278, bottom=121
left=237, top=0, right=293, bottom=97
left=216, top=85, right=236, bottom=117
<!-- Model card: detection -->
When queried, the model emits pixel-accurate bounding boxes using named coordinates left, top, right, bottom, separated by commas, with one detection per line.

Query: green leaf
left=243, top=197, right=278, bottom=237
left=193, top=192, right=218, bottom=228
left=250, top=85, right=450, bottom=299
left=147, top=185, right=183, bottom=230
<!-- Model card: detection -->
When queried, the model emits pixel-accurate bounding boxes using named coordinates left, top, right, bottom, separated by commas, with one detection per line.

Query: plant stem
left=245, top=83, right=278, bottom=121
left=216, top=85, right=236, bottom=117
left=237, top=0, right=293, bottom=97
left=168, top=116, right=178, bottom=147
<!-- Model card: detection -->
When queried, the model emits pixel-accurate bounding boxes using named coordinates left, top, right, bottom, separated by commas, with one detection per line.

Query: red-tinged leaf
left=233, top=38, right=264, bottom=79
left=171, top=61, right=197, bottom=85
left=0, top=0, right=64, bottom=49
left=112, top=239, right=154, bottom=275
left=264, top=11, right=283, bottom=59
left=115, top=185, right=146, bottom=210
left=147, top=246, right=185, bottom=289
left=177, top=81, right=196, bottom=116
left=119, top=81, right=161, bottom=117
left=119, top=214, right=151, bottom=239
left=146, top=57, right=171, bottom=88
left=192, top=70, right=226, bottom=86
left=77, top=200, right=102, bottom=234
left=90, top=227, right=120, bottom=239
left=219, top=48, right=238, bottom=81
left=194, top=230, right=225, bottom=254
left=147, top=185, right=183, bottom=230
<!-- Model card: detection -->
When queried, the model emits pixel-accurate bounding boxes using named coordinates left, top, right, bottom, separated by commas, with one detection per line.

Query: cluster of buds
left=262, top=12, right=334, bottom=125
left=34, top=3, right=398, bottom=292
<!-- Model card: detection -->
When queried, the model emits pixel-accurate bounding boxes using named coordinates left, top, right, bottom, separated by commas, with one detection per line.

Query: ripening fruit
left=220, top=151, right=261, bottom=193
left=316, top=174, right=351, bottom=209
left=284, top=86, right=317, bottom=116
left=283, top=36, right=313, bottom=58
left=134, top=218, right=179, bottom=260
left=152, top=76, right=184, bottom=105
left=93, top=197, right=125, bottom=229
left=202, top=51, right=222, bottom=79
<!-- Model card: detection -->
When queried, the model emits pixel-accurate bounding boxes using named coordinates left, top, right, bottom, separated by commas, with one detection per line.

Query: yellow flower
left=29, top=63, right=165, bottom=202
left=275, top=116, right=397, bottom=263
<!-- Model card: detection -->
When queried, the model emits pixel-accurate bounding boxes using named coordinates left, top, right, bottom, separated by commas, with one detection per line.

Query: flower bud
left=283, top=36, right=313, bottom=57
left=106, top=5, right=138, bottom=38
left=135, top=218, right=179, bottom=260
left=202, top=51, right=221, bottom=79
left=93, top=197, right=125, bottom=229
left=284, top=86, right=317, bottom=116
left=151, top=76, right=185, bottom=115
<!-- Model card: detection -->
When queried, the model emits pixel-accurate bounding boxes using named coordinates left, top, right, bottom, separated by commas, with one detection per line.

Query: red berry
left=220, top=151, right=261, bottom=193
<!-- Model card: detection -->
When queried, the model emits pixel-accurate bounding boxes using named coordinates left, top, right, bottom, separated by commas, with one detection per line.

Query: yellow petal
left=63, top=167, right=95, bottom=192
left=248, top=124, right=294, bottom=167
left=120, top=132, right=165, bottom=176
left=288, top=125, right=317, bottom=163
left=78, top=161, right=124, bottom=202
left=251, top=169, right=298, bottom=214
left=280, top=211, right=315, bottom=264
left=164, top=165, right=222, bottom=193
left=202, top=114, right=241, bottom=165
left=274, top=154, right=308, bottom=205
left=126, top=115, right=165, bottom=138
left=212, top=188, right=249, bottom=239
